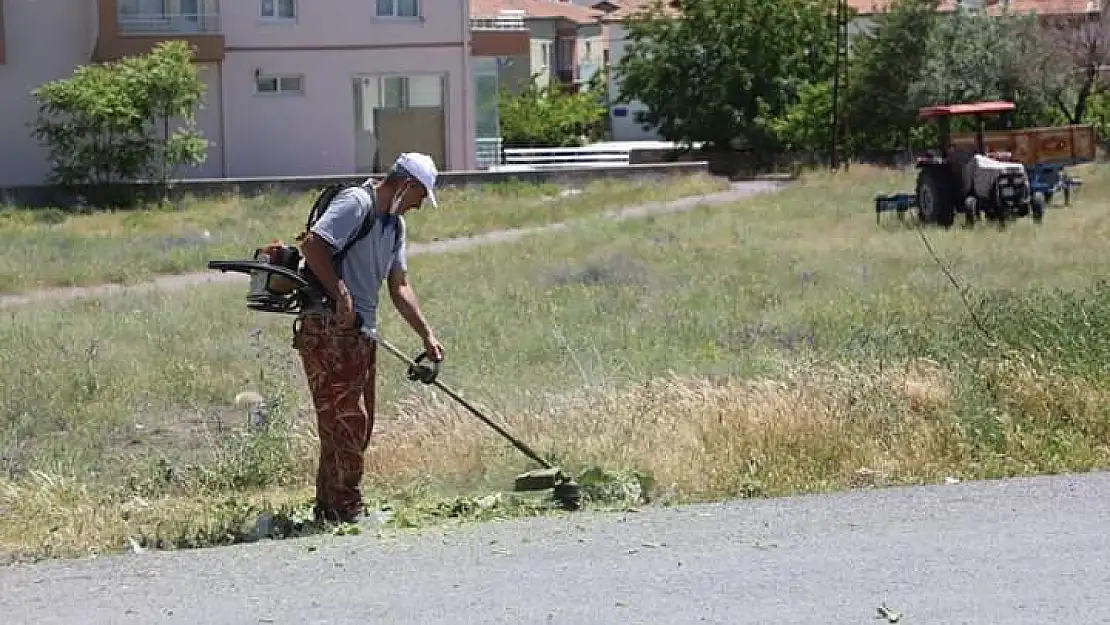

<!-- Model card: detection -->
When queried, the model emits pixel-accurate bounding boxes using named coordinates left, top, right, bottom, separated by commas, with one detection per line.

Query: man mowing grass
left=295, top=152, right=445, bottom=525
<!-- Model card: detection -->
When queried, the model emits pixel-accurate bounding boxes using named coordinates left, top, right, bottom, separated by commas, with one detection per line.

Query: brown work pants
left=293, top=313, right=377, bottom=523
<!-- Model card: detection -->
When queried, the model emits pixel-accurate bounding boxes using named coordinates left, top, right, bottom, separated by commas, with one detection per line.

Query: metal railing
left=470, top=11, right=527, bottom=31
left=117, top=11, right=221, bottom=35
left=475, top=138, right=504, bottom=169
left=497, top=146, right=632, bottom=170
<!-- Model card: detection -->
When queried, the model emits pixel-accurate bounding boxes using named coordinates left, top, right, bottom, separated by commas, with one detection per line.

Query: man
left=293, top=152, right=445, bottom=524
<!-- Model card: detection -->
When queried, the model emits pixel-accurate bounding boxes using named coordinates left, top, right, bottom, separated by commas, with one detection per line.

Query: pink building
left=0, top=0, right=530, bottom=187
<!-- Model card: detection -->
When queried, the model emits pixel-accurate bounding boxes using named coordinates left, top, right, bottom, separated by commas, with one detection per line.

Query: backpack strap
left=332, top=187, right=404, bottom=263
left=335, top=210, right=377, bottom=263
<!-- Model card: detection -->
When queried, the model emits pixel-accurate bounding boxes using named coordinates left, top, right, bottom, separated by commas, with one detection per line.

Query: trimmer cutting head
left=514, top=467, right=583, bottom=511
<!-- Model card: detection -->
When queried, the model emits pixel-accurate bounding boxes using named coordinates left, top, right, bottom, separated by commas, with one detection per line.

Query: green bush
left=29, top=40, right=208, bottom=204
left=498, top=81, right=607, bottom=147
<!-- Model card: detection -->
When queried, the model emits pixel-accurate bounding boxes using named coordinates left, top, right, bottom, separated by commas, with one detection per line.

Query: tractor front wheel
left=1032, top=191, right=1046, bottom=223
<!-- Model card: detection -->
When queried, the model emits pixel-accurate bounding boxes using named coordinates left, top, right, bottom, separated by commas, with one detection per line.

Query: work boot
left=313, top=502, right=363, bottom=526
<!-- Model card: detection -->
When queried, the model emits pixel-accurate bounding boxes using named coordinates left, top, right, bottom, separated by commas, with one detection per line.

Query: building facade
left=0, top=0, right=479, bottom=187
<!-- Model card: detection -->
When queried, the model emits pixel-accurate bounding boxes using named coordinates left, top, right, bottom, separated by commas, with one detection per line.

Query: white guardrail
left=497, top=146, right=632, bottom=170
left=477, top=141, right=705, bottom=172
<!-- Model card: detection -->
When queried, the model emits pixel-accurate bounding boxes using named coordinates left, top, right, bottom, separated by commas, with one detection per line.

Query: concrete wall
left=184, top=63, right=225, bottom=179
left=220, top=47, right=470, bottom=178
left=0, top=0, right=475, bottom=186
left=528, top=20, right=557, bottom=87
left=0, top=0, right=96, bottom=187
left=219, top=0, right=466, bottom=49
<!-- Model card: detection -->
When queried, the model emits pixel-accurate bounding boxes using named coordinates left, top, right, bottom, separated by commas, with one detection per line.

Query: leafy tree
left=909, top=6, right=1048, bottom=128
left=844, top=0, right=940, bottom=153
left=30, top=63, right=150, bottom=189
left=115, top=41, right=209, bottom=189
left=1024, top=4, right=1110, bottom=124
left=498, top=81, right=607, bottom=147
left=768, top=80, right=833, bottom=156
left=1085, top=87, right=1110, bottom=148
left=30, top=41, right=208, bottom=203
left=613, top=0, right=838, bottom=154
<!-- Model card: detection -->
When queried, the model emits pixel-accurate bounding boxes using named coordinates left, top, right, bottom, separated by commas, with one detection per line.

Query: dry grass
left=2, top=162, right=1109, bottom=560
left=0, top=173, right=730, bottom=294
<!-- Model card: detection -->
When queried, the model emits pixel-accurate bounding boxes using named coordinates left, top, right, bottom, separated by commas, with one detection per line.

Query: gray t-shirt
left=309, top=185, right=407, bottom=332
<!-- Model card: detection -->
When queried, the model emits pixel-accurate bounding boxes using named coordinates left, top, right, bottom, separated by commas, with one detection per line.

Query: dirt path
left=0, top=181, right=783, bottom=310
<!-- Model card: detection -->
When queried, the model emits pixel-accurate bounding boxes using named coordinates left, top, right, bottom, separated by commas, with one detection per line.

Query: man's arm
left=387, top=266, right=433, bottom=340
left=300, top=190, right=364, bottom=301
left=301, top=234, right=344, bottom=301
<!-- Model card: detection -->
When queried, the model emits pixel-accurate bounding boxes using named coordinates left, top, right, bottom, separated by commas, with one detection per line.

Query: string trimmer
left=362, top=325, right=583, bottom=511
left=206, top=255, right=584, bottom=511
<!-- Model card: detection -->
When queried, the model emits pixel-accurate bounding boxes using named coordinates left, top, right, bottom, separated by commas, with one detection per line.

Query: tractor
left=875, top=100, right=1096, bottom=228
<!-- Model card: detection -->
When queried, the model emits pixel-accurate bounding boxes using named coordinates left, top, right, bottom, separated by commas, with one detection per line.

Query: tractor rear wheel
left=916, top=167, right=955, bottom=227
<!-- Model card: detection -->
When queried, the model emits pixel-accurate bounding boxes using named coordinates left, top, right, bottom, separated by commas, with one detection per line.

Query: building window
left=260, top=0, right=296, bottom=20
left=375, top=0, right=419, bottom=18
left=255, top=74, right=304, bottom=95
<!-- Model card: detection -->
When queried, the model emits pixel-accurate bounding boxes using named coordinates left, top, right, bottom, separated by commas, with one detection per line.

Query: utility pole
left=830, top=0, right=849, bottom=171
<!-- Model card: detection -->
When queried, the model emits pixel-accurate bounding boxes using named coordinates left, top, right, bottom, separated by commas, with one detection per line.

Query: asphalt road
left=3, top=471, right=1108, bottom=624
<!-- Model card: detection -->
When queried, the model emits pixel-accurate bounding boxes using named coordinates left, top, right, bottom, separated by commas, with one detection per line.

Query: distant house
left=469, top=0, right=608, bottom=166
left=470, top=0, right=607, bottom=94
left=847, top=0, right=1104, bottom=36
left=0, top=0, right=483, bottom=186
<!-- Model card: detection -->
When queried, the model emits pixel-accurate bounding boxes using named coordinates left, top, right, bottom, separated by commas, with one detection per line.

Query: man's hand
left=423, top=333, right=445, bottom=362
left=335, top=281, right=356, bottom=328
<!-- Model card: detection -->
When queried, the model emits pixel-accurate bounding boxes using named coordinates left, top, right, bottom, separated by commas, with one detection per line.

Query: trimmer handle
left=355, top=318, right=441, bottom=385
left=407, top=351, right=440, bottom=384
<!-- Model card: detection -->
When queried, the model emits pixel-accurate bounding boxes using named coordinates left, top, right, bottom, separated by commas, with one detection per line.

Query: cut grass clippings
left=0, top=173, right=730, bottom=294
left=2, top=163, right=1110, bottom=560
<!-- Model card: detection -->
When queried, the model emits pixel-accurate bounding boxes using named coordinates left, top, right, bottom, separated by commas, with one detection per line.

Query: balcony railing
left=470, top=11, right=527, bottom=31
left=117, top=11, right=221, bottom=35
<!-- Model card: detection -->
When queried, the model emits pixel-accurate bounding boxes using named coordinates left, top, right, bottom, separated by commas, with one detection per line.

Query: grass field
left=2, top=163, right=1109, bottom=560
left=0, top=174, right=729, bottom=295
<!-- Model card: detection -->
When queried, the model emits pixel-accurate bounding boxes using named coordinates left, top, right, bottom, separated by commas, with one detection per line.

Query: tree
left=768, top=80, right=833, bottom=156
left=1085, top=87, right=1110, bottom=148
left=116, top=41, right=209, bottom=190
left=30, top=41, right=208, bottom=204
left=845, top=0, right=940, bottom=153
left=613, top=0, right=837, bottom=154
left=908, top=5, right=1046, bottom=125
left=498, top=81, right=607, bottom=147
left=1024, top=4, right=1110, bottom=125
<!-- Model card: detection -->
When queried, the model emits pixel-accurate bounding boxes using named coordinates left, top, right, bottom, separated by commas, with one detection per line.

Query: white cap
left=392, top=152, right=439, bottom=208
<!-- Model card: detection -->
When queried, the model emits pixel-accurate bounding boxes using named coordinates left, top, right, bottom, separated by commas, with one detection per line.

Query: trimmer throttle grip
left=407, top=352, right=440, bottom=384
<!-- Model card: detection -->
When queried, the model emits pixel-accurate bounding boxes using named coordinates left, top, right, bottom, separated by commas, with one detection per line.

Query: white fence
left=476, top=141, right=704, bottom=172
left=495, top=146, right=632, bottom=170
left=475, top=138, right=504, bottom=169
